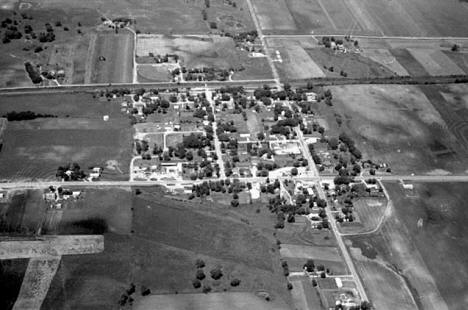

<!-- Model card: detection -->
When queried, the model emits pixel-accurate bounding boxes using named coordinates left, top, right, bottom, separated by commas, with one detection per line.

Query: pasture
left=346, top=181, right=468, bottom=310
left=329, top=84, right=468, bottom=174
left=0, top=93, right=133, bottom=181
left=385, top=182, right=468, bottom=310
left=0, top=6, right=99, bottom=87
left=136, top=35, right=272, bottom=80
left=42, top=187, right=292, bottom=309
left=10, top=0, right=254, bottom=34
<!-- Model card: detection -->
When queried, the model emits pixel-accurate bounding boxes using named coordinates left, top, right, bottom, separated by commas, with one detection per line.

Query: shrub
left=196, top=269, right=206, bottom=280
left=210, top=267, right=223, bottom=280
left=230, top=278, right=241, bottom=287
left=195, top=259, right=205, bottom=269
left=192, top=279, right=201, bottom=289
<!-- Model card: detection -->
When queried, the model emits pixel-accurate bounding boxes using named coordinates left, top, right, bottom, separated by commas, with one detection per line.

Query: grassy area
left=0, top=93, right=132, bottom=181
left=0, top=259, right=29, bottom=310
left=42, top=187, right=293, bottom=309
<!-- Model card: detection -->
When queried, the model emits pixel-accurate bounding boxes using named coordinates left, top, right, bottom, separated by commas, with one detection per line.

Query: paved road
left=264, top=34, right=468, bottom=41
left=205, top=87, right=226, bottom=179
left=0, top=79, right=278, bottom=95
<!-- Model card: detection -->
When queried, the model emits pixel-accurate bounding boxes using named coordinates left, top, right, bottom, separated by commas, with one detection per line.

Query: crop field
left=407, top=49, right=465, bottom=76
left=329, top=84, right=468, bottom=174
left=289, top=277, right=324, bottom=310
left=252, top=0, right=468, bottom=36
left=0, top=93, right=133, bottom=181
left=133, top=292, right=288, bottom=310
left=347, top=182, right=468, bottom=310
left=136, top=35, right=272, bottom=81
left=360, top=49, right=409, bottom=76
left=88, top=30, right=134, bottom=84
left=0, top=259, right=29, bottom=310
left=42, top=187, right=292, bottom=309
left=266, top=38, right=325, bottom=80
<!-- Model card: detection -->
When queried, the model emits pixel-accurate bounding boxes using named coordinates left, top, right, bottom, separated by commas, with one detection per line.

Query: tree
left=231, top=199, right=239, bottom=207
left=257, top=132, right=265, bottom=140
left=360, top=301, right=372, bottom=310
left=210, top=267, right=223, bottom=280
left=230, top=278, right=241, bottom=287
left=328, top=137, right=339, bottom=150
left=195, top=259, right=205, bottom=268
left=291, top=167, right=298, bottom=176
left=202, top=285, right=211, bottom=293
left=196, top=269, right=206, bottom=280
left=287, top=282, right=293, bottom=290
left=303, top=259, right=315, bottom=272
left=192, top=279, right=201, bottom=289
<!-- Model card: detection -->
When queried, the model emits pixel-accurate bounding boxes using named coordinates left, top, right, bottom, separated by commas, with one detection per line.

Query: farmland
left=136, top=35, right=272, bottom=82
left=327, top=84, right=468, bottom=174
left=252, top=0, right=468, bottom=36
left=41, top=187, right=293, bottom=309
left=347, top=182, right=468, bottom=310
left=87, top=30, right=134, bottom=84
left=0, top=92, right=133, bottom=181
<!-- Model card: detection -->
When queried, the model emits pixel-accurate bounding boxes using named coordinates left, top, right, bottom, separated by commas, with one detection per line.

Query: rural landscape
left=0, top=0, right=467, bottom=310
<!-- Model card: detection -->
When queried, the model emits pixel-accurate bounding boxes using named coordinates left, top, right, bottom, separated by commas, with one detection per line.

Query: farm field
left=0, top=189, right=45, bottom=235
left=41, top=187, right=293, bottom=309
left=266, top=38, right=325, bottom=80
left=328, top=84, right=468, bottom=175
left=347, top=182, right=468, bottom=310
left=88, top=30, right=134, bottom=84
left=252, top=0, right=468, bottom=36
left=0, top=93, right=133, bottom=181
left=0, top=259, right=29, bottom=310
left=133, top=292, right=288, bottom=310
left=136, top=35, right=272, bottom=81
left=5, top=0, right=254, bottom=34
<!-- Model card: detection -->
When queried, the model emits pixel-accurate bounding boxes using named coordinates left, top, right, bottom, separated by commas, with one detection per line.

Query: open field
left=133, top=292, right=288, bottom=310
left=41, top=187, right=292, bottom=309
left=253, top=0, right=468, bottom=36
left=136, top=35, right=272, bottom=81
left=329, top=84, right=468, bottom=174
left=0, top=93, right=132, bottom=181
left=88, top=30, right=133, bottom=84
left=289, top=276, right=325, bottom=310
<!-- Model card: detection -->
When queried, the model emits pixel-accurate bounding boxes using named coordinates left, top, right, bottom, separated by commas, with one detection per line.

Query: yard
left=0, top=92, right=133, bottom=181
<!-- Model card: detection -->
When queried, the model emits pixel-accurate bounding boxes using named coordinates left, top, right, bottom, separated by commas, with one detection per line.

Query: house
left=305, top=92, right=317, bottom=102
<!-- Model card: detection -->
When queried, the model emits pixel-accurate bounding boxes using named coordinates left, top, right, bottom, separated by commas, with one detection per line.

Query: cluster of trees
left=3, top=111, right=56, bottom=121
left=24, top=62, right=42, bottom=84
left=56, top=163, right=86, bottom=181
left=339, top=132, right=362, bottom=159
